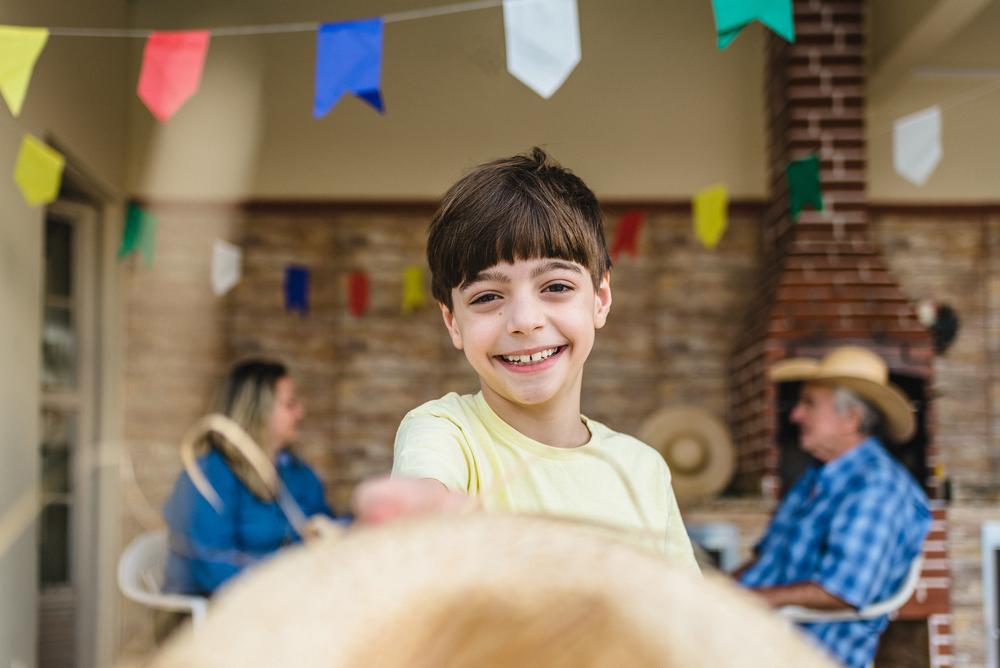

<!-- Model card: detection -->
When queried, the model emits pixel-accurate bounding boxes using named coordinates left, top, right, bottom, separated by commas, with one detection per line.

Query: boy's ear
left=439, top=302, right=464, bottom=350
left=593, top=272, right=612, bottom=329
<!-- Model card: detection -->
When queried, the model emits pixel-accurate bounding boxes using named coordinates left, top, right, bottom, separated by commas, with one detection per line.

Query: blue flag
left=285, top=265, right=310, bottom=316
left=711, top=0, right=795, bottom=50
left=313, top=18, right=384, bottom=117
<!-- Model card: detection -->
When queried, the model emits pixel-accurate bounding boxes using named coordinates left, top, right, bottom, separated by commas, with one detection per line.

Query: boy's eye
left=544, top=283, right=573, bottom=294
left=470, top=293, right=500, bottom=305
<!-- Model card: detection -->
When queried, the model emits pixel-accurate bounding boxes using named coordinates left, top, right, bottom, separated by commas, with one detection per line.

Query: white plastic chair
left=117, top=529, right=208, bottom=627
left=778, top=554, right=924, bottom=623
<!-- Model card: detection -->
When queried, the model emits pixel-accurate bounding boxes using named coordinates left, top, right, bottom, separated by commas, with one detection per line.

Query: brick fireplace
left=725, top=1, right=952, bottom=663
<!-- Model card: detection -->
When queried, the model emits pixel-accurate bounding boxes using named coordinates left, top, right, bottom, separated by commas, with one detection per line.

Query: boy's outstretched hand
left=351, top=476, right=473, bottom=524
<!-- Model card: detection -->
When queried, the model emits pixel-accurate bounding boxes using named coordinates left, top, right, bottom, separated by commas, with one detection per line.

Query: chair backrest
left=117, top=529, right=208, bottom=626
left=778, top=554, right=924, bottom=623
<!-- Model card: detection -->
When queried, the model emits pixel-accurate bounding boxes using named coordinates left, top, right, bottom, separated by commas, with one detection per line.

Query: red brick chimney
left=727, top=0, right=934, bottom=497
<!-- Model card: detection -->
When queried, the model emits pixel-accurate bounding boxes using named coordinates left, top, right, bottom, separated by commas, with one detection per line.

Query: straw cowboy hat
left=638, top=406, right=735, bottom=503
left=770, top=345, right=916, bottom=443
left=151, top=513, right=833, bottom=668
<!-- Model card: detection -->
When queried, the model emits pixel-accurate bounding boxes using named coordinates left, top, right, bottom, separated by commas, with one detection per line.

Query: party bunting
left=13, top=134, right=64, bottom=207
left=0, top=27, right=49, bottom=117
left=693, top=184, right=728, bottom=250
left=786, top=154, right=823, bottom=221
left=117, top=203, right=158, bottom=265
left=401, top=265, right=426, bottom=314
left=348, top=270, right=370, bottom=317
left=504, top=0, right=580, bottom=98
left=711, top=0, right=795, bottom=50
left=893, top=105, right=942, bottom=187
left=211, top=239, right=242, bottom=296
left=610, top=211, right=645, bottom=261
left=285, top=265, right=310, bottom=316
left=137, top=30, right=211, bottom=122
left=314, top=18, right=385, bottom=117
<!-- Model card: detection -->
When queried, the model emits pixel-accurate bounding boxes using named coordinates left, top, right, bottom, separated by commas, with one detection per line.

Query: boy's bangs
left=460, top=209, right=597, bottom=289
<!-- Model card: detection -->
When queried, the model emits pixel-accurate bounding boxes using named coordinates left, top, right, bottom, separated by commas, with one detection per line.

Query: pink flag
left=137, top=31, right=210, bottom=122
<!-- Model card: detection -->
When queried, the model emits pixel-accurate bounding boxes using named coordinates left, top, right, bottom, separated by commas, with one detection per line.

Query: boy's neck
left=481, top=385, right=590, bottom=449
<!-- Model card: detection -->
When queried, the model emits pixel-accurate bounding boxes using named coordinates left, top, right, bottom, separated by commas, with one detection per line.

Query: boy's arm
left=351, top=476, right=472, bottom=524
left=353, top=411, right=474, bottom=523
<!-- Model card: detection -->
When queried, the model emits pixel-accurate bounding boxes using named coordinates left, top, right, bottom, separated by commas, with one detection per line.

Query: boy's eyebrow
left=532, top=260, right=582, bottom=278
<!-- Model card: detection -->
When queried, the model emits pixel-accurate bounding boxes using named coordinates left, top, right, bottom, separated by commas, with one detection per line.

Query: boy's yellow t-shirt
left=392, top=392, right=698, bottom=570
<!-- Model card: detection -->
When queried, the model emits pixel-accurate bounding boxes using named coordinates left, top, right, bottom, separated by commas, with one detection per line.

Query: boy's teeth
left=501, top=347, right=559, bottom=364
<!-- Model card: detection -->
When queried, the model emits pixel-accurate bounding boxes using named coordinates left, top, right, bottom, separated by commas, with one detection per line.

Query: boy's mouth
left=495, top=345, right=566, bottom=367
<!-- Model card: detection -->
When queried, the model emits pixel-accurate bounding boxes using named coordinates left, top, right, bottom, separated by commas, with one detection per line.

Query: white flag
left=211, top=239, right=242, bottom=296
left=503, top=0, right=580, bottom=99
left=893, top=105, right=942, bottom=186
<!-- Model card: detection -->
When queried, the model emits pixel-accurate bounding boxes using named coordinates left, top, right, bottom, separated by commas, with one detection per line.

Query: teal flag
left=786, top=155, right=823, bottom=221
left=711, top=0, right=795, bottom=50
left=118, top=203, right=158, bottom=266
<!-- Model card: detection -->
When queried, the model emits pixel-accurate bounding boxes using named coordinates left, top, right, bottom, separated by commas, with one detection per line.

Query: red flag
left=611, top=211, right=645, bottom=261
left=348, top=270, right=369, bottom=317
left=137, top=31, right=211, bottom=122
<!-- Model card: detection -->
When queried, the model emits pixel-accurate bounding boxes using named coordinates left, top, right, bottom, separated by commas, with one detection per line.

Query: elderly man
left=738, top=346, right=931, bottom=668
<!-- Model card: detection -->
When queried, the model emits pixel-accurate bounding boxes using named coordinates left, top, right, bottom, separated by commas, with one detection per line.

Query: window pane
left=45, top=217, right=73, bottom=299
left=39, top=503, right=70, bottom=586
left=42, top=306, right=76, bottom=387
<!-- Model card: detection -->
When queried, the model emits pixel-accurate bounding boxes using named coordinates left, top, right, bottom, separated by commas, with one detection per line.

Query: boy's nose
left=506, top=298, right=545, bottom=335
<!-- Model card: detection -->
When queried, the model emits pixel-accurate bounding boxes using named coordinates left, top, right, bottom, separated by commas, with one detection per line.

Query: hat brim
left=770, top=358, right=916, bottom=443
left=638, top=406, right=735, bottom=501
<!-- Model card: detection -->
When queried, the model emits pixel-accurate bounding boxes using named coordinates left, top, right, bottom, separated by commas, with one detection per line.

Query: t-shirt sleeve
left=659, top=461, right=701, bottom=574
left=813, top=480, right=907, bottom=608
left=392, top=412, right=472, bottom=491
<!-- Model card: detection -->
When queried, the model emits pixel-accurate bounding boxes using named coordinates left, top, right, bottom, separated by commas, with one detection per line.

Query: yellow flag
left=693, top=184, right=729, bottom=250
left=401, top=265, right=427, bottom=314
left=0, top=27, right=49, bottom=117
left=14, top=134, right=65, bottom=206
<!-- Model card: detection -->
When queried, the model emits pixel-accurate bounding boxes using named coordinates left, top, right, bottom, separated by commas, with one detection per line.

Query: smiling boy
left=357, top=149, right=696, bottom=566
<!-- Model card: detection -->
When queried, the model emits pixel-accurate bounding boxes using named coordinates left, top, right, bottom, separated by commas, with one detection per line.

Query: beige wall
left=125, top=0, right=1000, bottom=203
left=0, top=1, right=128, bottom=667
left=126, top=0, right=768, bottom=200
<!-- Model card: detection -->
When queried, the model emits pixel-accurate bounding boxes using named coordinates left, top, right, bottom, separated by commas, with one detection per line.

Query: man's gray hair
left=831, top=386, right=881, bottom=436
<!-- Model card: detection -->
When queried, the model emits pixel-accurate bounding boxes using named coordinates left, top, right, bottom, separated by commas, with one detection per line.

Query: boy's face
left=440, top=258, right=612, bottom=414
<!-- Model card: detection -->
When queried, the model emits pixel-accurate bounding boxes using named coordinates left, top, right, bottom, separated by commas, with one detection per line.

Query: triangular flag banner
left=314, top=18, right=384, bottom=117
left=693, top=184, right=729, bottom=250
left=786, top=154, right=823, bottom=221
left=118, top=203, right=158, bottom=266
left=711, top=0, right=795, bottom=50
left=285, top=265, right=310, bottom=316
left=211, top=239, right=242, bottom=296
left=503, top=0, right=580, bottom=98
left=348, top=270, right=369, bottom=317
left=610, top=211, right=645, bottom=261
left=0, top=26, right=49, bottom=117
left=893, top=105, right=942, bottom=186
left=401, top=265, right=426, bottom=315
left=13, top=134, right=64, bottom=207
left=137, top=30, right=211, bottom=122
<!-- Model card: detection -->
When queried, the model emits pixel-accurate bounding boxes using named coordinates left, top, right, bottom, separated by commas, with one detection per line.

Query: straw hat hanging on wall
left=638, top=406, right=735, bottom=503
left=150, top=513, right=833, bottom=668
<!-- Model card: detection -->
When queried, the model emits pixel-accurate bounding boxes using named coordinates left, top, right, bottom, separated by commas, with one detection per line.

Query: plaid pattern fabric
left=740, top=438, right=931, bottom=668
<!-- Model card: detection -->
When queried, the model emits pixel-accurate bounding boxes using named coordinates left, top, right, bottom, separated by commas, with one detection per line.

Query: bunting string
left=44, top=0, right=508, bottom=38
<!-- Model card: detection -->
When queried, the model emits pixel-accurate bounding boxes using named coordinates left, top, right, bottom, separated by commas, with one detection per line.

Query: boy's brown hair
left=427, top=147, right=612, bottom=310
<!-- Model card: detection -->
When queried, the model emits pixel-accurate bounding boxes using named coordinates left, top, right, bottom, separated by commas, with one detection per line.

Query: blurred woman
left=163, top=359, right=335, bottom=596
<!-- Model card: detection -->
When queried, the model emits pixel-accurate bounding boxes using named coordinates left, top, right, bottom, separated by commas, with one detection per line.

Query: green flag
left=711, top=0, right=795, bottom=50
left=786, top=155, right=823, bottom=221
left=118, top=203, right=158, bottom=266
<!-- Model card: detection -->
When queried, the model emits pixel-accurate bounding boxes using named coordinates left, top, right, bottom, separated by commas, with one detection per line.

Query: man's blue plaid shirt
left=739, top=438, right=931, bottom=668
